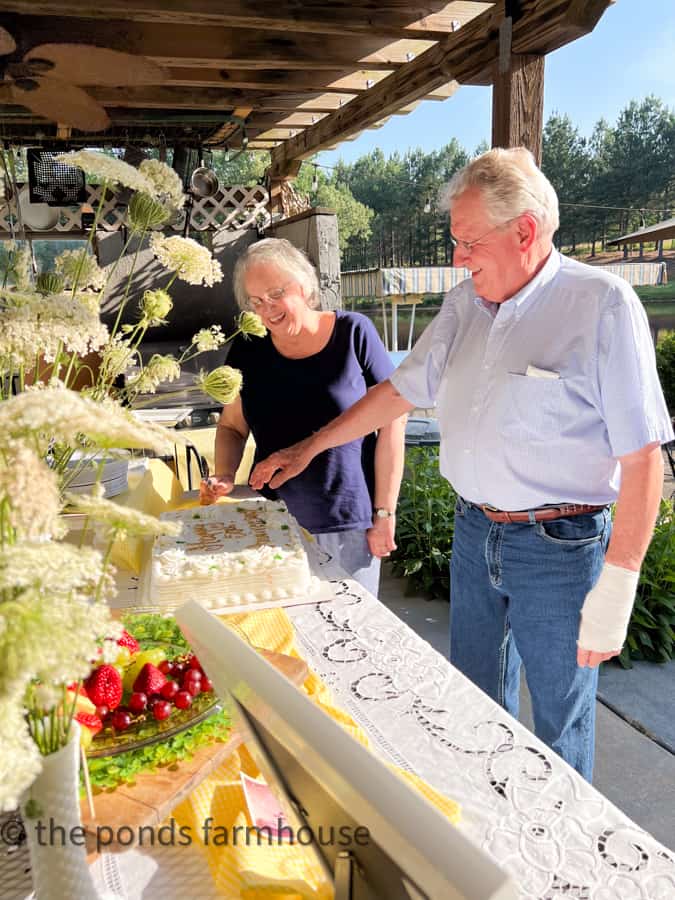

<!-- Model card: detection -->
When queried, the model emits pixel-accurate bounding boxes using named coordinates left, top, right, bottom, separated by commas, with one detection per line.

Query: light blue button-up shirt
left=390, top=251, right=674, bottom=509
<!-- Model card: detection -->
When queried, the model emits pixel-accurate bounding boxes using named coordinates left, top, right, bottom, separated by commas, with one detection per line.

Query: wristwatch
left=373, top=508, right=394, bottom=519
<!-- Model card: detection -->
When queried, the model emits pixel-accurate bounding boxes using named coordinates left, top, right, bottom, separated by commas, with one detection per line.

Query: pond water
left=359, top=302, right=675, bottom=350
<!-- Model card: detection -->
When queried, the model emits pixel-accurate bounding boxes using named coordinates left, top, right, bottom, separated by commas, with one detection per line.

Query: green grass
left=635, top=284, right=675, bottom=303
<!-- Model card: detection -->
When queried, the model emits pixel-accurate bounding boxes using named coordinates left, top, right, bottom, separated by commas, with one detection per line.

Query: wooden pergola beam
left=165, top=68, right=373, bottom=94
left=1, top=14, right=425, bottom=70
left=270, top=0, right=613, bottom=177
left=0, top=2, right=489, bottom=41
left=491, top=54, right=545, bottom=163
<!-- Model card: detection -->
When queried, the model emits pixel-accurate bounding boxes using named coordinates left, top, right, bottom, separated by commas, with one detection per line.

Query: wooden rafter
left=0, top=2, right=492, bottom=41
left=0, top=15, right=421, bottom=70
left=269, top=0, right=614, bottom=176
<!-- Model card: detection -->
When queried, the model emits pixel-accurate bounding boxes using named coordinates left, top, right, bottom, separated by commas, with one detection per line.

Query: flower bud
left=238, top=311, right=267, bottom=338
left=139, top=289, right=172, bottom=326
left=196, top=366, right=243, bottom=405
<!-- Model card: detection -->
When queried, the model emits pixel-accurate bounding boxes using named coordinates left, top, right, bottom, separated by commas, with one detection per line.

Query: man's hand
left=576, top=647, right=619, bottom=669
left=367, top=515, right=397, bottom=559
left=249, top=437, right=315, bottom=490
left=577, top=562, right=640, bottom=668
left=199, top=474, right=235, bottom=505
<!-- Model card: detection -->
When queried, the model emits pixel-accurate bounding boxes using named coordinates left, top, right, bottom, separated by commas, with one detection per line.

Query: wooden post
left=491, top=54, right=545, bottom=165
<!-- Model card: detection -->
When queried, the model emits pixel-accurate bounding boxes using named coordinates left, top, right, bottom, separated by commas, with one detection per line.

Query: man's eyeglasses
left=450, top=216, right=519, bottom=253
left=247, top=282, right=293, bottom=310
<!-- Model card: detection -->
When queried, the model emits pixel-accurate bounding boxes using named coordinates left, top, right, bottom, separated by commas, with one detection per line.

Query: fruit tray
left=85, top=614, right=221, bottom=760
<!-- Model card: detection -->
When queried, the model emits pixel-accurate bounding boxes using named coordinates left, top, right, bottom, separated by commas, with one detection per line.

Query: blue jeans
left=314, top=529, right=381, bottom=598
left=450, top=497, right=611, bottom=781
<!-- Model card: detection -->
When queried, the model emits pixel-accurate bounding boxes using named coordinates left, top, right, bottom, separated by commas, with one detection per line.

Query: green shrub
left=620, top=499, right=675, bottom=667
left=656, top=332, right=675, bottom=413
left=391, top=446, right=456, bottom=598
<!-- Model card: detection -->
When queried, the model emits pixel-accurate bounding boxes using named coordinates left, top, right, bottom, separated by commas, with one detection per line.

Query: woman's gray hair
left=440, top=147, right=559, bottom=237
left=233, top=238, right=320, bottom=310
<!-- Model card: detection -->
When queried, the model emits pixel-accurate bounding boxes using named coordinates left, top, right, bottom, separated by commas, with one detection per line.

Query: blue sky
left=319, top=0, right=675, bottom=168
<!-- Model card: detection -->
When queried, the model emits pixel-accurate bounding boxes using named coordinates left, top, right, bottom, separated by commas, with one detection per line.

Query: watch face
left=375, top=508, right=391, bottom=518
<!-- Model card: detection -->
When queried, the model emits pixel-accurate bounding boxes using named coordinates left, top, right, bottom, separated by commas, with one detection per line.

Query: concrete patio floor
left=379, top=561, right=675, bottom=851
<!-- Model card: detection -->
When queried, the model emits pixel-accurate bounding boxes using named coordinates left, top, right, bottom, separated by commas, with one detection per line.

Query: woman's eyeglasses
left=246, top=282, right=293, bottom=310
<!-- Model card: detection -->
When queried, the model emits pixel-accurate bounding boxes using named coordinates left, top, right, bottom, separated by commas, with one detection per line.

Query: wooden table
left=81, top=649, right=307, bottom=852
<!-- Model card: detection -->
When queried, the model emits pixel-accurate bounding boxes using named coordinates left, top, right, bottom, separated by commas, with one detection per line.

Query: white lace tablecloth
left=4, top=551, right=674, bottom=899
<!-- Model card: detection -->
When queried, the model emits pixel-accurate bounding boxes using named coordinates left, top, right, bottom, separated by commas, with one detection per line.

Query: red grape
left=128, top=692, right=147, bottom=713
left=160, top=681, right=179, bottom=700
left=152, top=700, right=172, bottom=721
left=111, top=710, right=131, bottom=731
left=174, top=691, right=192, bottom=710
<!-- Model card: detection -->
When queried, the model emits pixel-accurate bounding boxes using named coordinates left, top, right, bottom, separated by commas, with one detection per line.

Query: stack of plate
left=66, top=455, right=129, bottom=498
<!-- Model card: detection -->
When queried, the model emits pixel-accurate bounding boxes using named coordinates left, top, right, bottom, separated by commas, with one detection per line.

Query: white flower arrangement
left=0, top=148, right=269, bottom=811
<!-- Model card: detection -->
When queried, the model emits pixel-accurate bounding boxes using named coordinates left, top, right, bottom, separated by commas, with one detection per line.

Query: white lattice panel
left=0, top=184, right=270, bottom=235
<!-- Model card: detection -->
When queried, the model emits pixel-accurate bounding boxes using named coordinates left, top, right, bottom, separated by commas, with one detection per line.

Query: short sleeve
left=597, top=285, right=674, bottom=457
left=390, top=298, right=459, bottom=409
left=351, top=313, right=395, bottom=386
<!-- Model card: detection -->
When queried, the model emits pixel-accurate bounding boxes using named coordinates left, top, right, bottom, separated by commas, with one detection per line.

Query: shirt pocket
left=500, top=373, right=563, bottom=444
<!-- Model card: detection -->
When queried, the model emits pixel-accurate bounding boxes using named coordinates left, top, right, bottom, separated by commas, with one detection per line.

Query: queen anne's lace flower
left=127, top=353, right=180, bottom=394
left=0, top=290, right=108, bottom=368
left=139, top=159, right=185, bottom=210
left=0, top=543, right=110, bottom=595
left=100, top=334, right=138, bottom=380
left=0, top=385, right=180, bottom=455
left=57, top=150, right=154, bottom=195
left=0, top=588, right=121, bottom=709
left=150, top=234, right=223, bottom=287
left=192, top=325, right=226, bottom=353
left=54, top=249, right=106, bottom=292
left=64, top=486, right=183, bottom=540
left=0, top=698, right=42, bottom=812
left=0, top=446, right=63, bottom=540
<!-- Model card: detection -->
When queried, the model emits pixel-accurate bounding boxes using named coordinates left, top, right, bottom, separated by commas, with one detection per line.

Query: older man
left=250, top=147, right=673, bottom=780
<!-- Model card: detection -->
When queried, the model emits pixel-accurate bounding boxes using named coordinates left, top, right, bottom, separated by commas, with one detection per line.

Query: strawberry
left=133, top=663, right=167, bottom=697
left=117, top=630, right=140, bottom=655
left=75, top=711, right=103, bottom=735
left=75, top=711, right=103, bottom=750
left=85, top=664, right=123, bottom=710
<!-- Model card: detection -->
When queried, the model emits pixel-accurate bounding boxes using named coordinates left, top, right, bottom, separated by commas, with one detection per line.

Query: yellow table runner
left=119, top=463, right=461, bottom=898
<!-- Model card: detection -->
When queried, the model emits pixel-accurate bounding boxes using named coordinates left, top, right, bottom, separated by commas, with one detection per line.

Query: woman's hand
left=199, top=474, right=235, bottom=505
left=367, top=515, right=397, bottom=559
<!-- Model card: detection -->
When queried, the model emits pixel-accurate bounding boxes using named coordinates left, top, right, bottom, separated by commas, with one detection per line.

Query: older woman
left=199, top=238, right=406, bottom=597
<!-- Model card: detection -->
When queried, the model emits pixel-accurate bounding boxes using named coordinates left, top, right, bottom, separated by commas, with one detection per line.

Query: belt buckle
left=483, top=504, right=501, bottom=513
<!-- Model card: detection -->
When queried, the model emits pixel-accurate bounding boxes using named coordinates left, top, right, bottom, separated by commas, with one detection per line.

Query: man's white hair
left=441, top=147, right=559, bottom=237
left=233, top=237, right=320, bottom=309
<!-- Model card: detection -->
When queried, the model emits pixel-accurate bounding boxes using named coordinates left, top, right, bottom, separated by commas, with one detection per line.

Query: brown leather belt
left=480, top=503, right=607, bottom=524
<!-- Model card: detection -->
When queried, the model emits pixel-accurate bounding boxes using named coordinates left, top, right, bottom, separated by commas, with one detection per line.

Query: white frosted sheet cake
left=150, top=499, right=318, bottom=611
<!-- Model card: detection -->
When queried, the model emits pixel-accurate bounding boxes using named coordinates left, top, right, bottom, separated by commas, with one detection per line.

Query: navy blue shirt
left=226, top=310, right=394, bottom=533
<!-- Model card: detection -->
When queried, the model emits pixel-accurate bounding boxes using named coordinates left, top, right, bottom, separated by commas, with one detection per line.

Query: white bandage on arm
left=578, top=562, right=640, bottom=652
